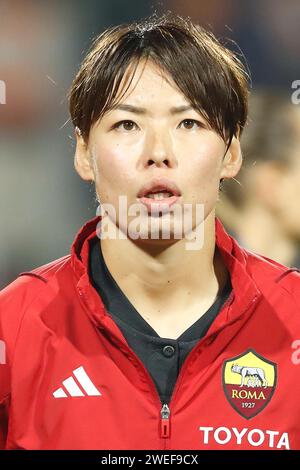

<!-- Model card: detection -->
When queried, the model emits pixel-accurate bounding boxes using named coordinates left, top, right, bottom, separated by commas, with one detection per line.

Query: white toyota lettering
left=199, top=426, right=290, bottom=449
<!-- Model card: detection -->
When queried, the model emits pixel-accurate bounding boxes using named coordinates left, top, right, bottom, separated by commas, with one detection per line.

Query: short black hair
left=69, top=12, right=249, bottom=146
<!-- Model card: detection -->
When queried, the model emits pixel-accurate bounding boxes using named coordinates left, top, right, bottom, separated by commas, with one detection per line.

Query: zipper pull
left=160, top=404, right=171, bottom=438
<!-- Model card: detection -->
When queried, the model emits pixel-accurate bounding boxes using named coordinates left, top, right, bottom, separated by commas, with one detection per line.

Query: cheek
left=93, top=142, right=136, bottom=193
left=183, top=138, right=224, bottom=192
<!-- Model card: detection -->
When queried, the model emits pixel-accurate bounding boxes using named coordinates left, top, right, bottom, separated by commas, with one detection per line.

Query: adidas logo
left=53, top=366, right=102, bottom=398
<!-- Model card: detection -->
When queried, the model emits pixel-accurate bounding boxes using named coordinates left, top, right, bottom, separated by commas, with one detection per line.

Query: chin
left=128, top=213, right=188, bottom=240
left=130, top=234, right=181, bottom=251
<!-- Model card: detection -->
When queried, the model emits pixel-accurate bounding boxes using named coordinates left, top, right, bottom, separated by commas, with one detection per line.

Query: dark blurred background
left=1, top=0, right=300, bottom=288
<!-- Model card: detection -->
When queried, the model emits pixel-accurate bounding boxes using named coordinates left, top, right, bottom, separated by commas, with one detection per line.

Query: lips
left=137, top=177, right=181, bottom=215
left=137, top=177, right=181, bottom=199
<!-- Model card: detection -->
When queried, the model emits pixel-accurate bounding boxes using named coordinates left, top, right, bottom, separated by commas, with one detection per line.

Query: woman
left=0, top=13, right=299, bottom=450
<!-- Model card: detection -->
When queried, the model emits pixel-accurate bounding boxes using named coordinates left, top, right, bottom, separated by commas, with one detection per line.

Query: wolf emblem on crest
left=231, top=363, right=268, bottom=388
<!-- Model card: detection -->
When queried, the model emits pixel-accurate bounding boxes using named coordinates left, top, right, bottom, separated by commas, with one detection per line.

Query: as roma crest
left=222, top=349, right=277, bottom=419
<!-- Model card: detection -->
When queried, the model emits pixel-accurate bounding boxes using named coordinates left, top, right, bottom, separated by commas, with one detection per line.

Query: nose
left=140, top=127, right=177, bottom=169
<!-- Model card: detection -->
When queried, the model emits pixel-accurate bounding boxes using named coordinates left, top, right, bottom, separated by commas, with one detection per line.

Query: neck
left=99, top=210, right=228, bottom=311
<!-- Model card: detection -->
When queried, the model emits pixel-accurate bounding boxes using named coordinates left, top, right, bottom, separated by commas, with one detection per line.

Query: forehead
left=113, top=59, right=189, bottom=106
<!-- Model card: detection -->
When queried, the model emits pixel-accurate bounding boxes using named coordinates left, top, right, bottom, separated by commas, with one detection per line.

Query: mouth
left=143, top=190, right=176, bottom=200
left=137, top=178, right=181, bottom=215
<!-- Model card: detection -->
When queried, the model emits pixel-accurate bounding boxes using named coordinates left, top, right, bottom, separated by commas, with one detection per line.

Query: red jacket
left=0, top=216, right=300, bottom=450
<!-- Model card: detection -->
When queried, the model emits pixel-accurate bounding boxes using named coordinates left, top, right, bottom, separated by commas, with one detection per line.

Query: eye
left=179, top=119, right=204, bottom=130
left=112, top=120, right=138, bottom=132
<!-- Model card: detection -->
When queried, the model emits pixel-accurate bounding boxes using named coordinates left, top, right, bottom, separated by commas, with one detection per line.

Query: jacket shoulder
left=0, top=255, right=71, bottom=360
left=242, top=247, right=300, bottom=303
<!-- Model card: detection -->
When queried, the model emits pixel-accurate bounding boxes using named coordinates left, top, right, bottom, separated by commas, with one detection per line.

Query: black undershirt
left=89, top=236, right=232, bottom=405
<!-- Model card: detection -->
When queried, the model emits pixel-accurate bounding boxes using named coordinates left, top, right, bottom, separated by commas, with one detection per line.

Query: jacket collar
left=70, top=216, right=262, bottom=332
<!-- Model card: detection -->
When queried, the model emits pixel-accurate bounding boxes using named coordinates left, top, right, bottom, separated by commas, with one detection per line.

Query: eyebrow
left=109, top=103, right=195, bottom=115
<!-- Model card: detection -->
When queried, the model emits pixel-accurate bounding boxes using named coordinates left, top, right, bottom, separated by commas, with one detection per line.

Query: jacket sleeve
left=0, top=353, right=10, bottom=449
left=0, top=275, right=44, bottom=449
left=0, top=287, right=12, bottom=449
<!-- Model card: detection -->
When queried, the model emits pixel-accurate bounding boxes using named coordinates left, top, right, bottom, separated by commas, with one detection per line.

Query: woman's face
left=75, top=59, right=241, bottom=244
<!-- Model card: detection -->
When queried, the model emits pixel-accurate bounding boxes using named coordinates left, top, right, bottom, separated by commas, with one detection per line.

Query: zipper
left=160, top=404, right=171, bottom=439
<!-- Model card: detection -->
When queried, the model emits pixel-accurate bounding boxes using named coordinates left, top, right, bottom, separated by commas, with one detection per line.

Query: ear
left=220, top=135, right=243, bottom=180
left=74, top=128, right=95, bottom=182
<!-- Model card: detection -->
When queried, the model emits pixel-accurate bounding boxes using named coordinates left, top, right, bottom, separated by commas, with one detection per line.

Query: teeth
left=147, top=192, right=172, bottom=200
